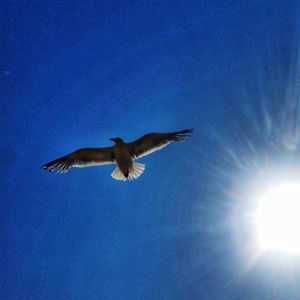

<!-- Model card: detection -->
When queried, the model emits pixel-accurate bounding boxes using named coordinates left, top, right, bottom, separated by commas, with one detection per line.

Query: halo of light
left=255, top=182, right=300, bottom=253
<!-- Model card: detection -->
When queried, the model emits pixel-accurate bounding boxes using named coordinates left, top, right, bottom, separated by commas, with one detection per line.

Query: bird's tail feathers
left=111, top=162, right=145, bottom=181
left=111, top=166, right=126, bottom=181
left=128, top=162, right=145, bottom=180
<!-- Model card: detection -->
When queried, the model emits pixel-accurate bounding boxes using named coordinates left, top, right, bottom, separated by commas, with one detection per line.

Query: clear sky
left=2, top=1, right=300, bottom=299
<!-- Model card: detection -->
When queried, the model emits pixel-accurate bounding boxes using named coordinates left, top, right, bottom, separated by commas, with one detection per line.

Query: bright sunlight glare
left=256, top=183, right=300, bottom=254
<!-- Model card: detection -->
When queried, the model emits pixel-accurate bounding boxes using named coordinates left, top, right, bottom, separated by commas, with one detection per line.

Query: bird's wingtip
left=180, top=128, right=194, bottom=134
left=186, top=128, right=194, bottom=132
left=41, top=164, right=53, bottom=172
left=171, top=128, right=194, bottom=141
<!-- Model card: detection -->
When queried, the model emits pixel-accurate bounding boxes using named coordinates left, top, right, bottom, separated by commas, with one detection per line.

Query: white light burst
left=256, top=183, right=300, bottom=253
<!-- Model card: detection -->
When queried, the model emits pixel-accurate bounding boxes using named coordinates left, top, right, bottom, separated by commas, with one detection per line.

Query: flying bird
left=42, top=129, right=193, bottom=181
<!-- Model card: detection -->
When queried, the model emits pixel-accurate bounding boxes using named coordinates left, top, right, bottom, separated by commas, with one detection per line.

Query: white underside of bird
left=111, top=161, right=145, bottom=181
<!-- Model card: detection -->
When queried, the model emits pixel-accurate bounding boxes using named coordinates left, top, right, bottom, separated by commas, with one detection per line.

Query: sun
left=256, top=182, right=300, bottom=254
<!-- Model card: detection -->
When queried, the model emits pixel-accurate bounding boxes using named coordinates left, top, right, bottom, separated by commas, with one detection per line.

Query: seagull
left=42, top=129, right=193, bottom=181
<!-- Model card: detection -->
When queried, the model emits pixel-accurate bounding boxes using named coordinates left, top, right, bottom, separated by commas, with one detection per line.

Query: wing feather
left=128, top=129, right=193, bottom=159
left=42, top=147, right=115, bottom=173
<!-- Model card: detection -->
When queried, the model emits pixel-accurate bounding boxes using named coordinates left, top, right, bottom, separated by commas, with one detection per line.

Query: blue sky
left=2, top=1, right=300, bottom=299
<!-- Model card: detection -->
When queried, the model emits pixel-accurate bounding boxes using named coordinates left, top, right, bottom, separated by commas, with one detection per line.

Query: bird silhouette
left=42, top=129, right=193, bottom=181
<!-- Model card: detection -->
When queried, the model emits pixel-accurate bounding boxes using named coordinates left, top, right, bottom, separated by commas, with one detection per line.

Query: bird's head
left=109, top=137, right=123, bottom=143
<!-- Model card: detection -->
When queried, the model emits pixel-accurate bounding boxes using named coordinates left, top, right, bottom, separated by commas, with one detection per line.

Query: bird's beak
left=110, top=138, right=116, bottom=142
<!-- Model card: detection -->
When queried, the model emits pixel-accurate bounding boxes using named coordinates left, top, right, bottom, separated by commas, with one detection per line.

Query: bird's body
left=113, top=140, right=132, bottom=177
left=42, top=129, right=193, bottom=181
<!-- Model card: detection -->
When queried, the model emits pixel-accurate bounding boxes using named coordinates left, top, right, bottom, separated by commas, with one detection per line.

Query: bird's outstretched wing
left=42, top=148, right=115, bottom=173
left=128, top=129, right=193, bottom=159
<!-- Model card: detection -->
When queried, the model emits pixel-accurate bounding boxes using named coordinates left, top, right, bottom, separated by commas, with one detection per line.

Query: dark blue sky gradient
left=2, top=1, right=300, bottom=299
